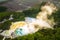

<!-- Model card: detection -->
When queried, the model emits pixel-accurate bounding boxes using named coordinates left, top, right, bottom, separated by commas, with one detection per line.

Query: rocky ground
left=0, top=0, right=60, bottom=11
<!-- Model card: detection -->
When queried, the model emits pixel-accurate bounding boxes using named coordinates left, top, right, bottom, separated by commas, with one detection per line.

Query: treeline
left=0, top=2, right=60, bottom=40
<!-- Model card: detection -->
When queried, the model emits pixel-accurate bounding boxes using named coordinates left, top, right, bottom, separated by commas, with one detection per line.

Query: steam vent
left=0, top=0, right=60, bottom=40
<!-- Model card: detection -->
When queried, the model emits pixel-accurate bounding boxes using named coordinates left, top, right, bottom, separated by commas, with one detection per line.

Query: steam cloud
left=0, top=2, right=57, bottom=40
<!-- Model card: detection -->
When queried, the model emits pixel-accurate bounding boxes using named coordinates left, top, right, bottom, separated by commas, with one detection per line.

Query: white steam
left=0, top=2, right=57, bottom=39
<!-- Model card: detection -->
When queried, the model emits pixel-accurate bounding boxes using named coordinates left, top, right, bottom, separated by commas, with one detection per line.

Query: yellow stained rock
left=9, top=21, right=27, bottom=31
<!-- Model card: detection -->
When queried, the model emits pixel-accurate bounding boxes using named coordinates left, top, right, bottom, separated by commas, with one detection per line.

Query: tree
left=0, top=6, right=7, bottom=12
left=0, top=2, right=60, bottom=40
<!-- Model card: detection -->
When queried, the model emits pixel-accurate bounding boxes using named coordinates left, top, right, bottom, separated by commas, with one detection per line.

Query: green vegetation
left=0, top=2, right=60, bottom=40
left=0, top=6, right=7, bottom=12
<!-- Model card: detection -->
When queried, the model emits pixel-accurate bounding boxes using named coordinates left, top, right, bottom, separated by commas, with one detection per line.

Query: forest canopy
left=0, top=2, right=60, bottom=40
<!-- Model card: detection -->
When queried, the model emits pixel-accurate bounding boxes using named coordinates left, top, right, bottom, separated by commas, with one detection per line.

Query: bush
left=0, top=6, right=7, bottom=12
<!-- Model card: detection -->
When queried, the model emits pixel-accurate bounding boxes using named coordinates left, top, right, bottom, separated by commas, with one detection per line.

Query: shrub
left=0, top=6, right=7, bottom=12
